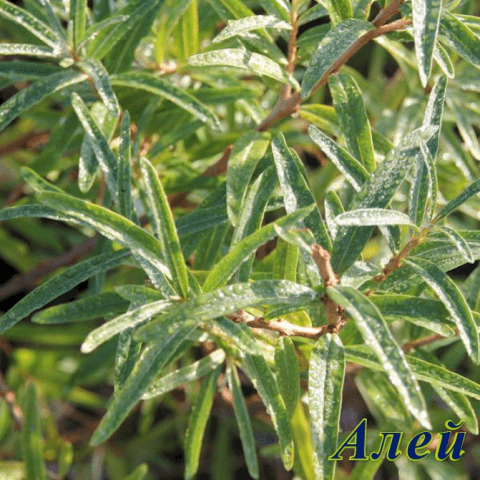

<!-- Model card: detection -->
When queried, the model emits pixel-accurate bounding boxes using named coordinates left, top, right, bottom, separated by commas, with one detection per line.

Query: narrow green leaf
left=77, top=15, right=129, bottom=51
left=38, top=0, right=67, bottom=47
left=81, top=299, right=173, bottom=353
left=271, top=133, right=331, bottom=250
left=0, top=43, right=59, bottom=58
left=309, top=125, right=369, bottom=191
left=0, top=249, right=129, bottom=334
left=243, top=354, right=294, bottom=470
left=415, top=350, right=478, bottom=434
left=328, top=72, right=375, bottom=172
left=259, top=0, right=290, bottom=22
left=0, top=70, right=86, bottom=132
left=463, top=263, right=480, bottom=310
left=114, top=329, right=142, bottom=393
left=328, top=286, right=430, bottom=428
left=434, top=43, right=455, bottom=78
left=434, top=178, right=480, bottom=222
left=302, top=19, right=373, bottom=99
left=405, top=258, right=479, bottom=363
left=70, top=0, right=87, bottom=47
left=79, top=59, right=121, bottom=117
left=21, top=383, right=47, bottom=480
left=299, top=3, right=328, bottom=26
left=185, top=366, right=222, bottom=480
left=115, top=285, right=164, bottom=304
left=213, top=15, right=291, bottom=43
left=78, top=137, right=98, bottom=193
left=143, top=350, right=226, bottom=399
left=227, top=131, right=270, bottom=226
left=140, top=158, right=189, bottom=298
left=32, top=292, right=129, bottom=324
left=135, top=279, right=319, bottom=341
left=273, top=238, right=299, bottom=282
left=440, top=11, right=480, bottom=67
left=323, top=0, right=353, bottom=24
left=330, top=126, right=437, bottom=273
left=40, top=192, right=172, bottom=283
left=345, top=345, right=480, bottom=401
left=202, top=205, right=314, bottom=291
left=275, top=337, right=300, bottom=419
left=0, top=0, right=58, bottom=48
left=90, top=324, right=193, bottom=446
left=226, top=363, right=259, bottom=479
left=334, top=208, right=414, bottom=226
left=214, top=317, right=265, bottom=356
left=189, top=48, right=299, bottom=90
left=324, top=190, right=344, bottom=240
left=176, top=205, right=228, bottom=237
left=448, top=97, right=480, bottom=161
left=71, top=93, right=119, bottom=199
left=110, top=71, right=220, bottom=129
left=124, top=464, right=149, bottom=480
left=309, top=334, right=345, bottom=480
left=412, top=0, right=441, bottom=86
left=438, top=226, right=474, bottom=264
left=409, top=152, right=429, bottom=226
left=118, top=111, right=135, bottom=221
left=20, top=167, right=64, bottom=194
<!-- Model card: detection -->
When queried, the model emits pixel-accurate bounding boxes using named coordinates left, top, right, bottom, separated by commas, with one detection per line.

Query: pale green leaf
left=143, top=350, right=226, bottom=399
left=412, top=0, right=441, bottom=86
left=77, top=15, right=129, bottom=51
left=189, top=48, right=299, bottom=90
left=438, top=226, right=474, bottom=264
left=140, top=158, right=189, bottom=298
left=118, top=111, right=135, bottom=221
left=185, top=366, right=222, bottom=480
left=213, top=15, right=291, bottom=43
left=70, top=0, right=87, bottom=47
left=302, top=19, right=373, bottom=99
left=328, top=286, right=430, bottom=428
left=434, top=178, right=480, bottom=222
left=405, top=258, right=479, bottom=363
left=334, top=208, right=414, bottom=226
left=0, top=43, right=59, bottom=58
left=275, top=337, right=300, bottom=419
left=226, top=363, right=259, bottom=479
left=323, top=0, right=353, bottom=24
left=0, top=249, right=129, bottom=334
left=0, top=70, right=86, bottom=132
left=309, top=334, right=345, bottom=480
left=110, top=71, right=220, bottom=129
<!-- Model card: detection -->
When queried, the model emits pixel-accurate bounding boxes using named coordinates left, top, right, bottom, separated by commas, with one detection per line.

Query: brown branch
left=256, top=16, right=410, bottom=132
left=0, top=236, right=97, bottom=300
left=402, top=328, right=459, bottom=355
left=372, top=0, right=405, bottom=27
left=243, top=316, right=329, bottom=339
left=280, top=9, right=299, bottom=101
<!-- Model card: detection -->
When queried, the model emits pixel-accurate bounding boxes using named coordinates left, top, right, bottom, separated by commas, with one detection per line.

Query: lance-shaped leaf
left=227, top=363, right=259, bottom=479
left=0, top=249, right=129, bottom=334
left=213, top=15, right=291, bottom=43
left=440, top=11, right=480, bottom=67
left=323, top=0, right=353, bottom=24
left=243, top=354, right=294, bottom=470
left=328, top=286, right=430, bottom=428
left=331, top=126, right=437, bottom=273
left=79, top=59, right=120, bottom=117
left=80, top=299, right=173, bottom=353
left=0, top=70, right=86, bottom=132
left=227, top=131, right=270, bottom=226
left=434, top=178, right=480, bottom=222
left=77, top=15, right=129, bottom=51
left=275, top=337, right=300, bottom=419
left=309, top=125, right=369, bottom=191
left=32, top=292, right=129, bottom=324
left=0, top=44, right=59, bottom=58
left=140, top=158, right=189, bottom=298
left=189, top=48, right=299, bottom=90
left=0, top=0, right=58, bottom=47
left=135, top=279, right=319, bottom=341
left=271, top=133, right=331, bottom=250
left=40, top=192, right=172, bottom=280
left=90, top=323, right=193, bottom=446
left=214, top=317, right=266, bottom=356
left=302, top=19, right=373, bottom=99
left=309, top=334, right=345, bottom=480
left=334, top=208, right=414, bottom=226
left=118, top=111, right=135, bottom=221
left=412, top=0, right=441, bottom=86
left=416, top=350, right=478, bottom=434
left=143, top=350, right=226, bottom=399
left=328, top=72, right=375, bottom=172
left=71, top=93, right=119, bottom=200
left=405, top=258, right=479, bottom=363
left=202, top=205, right=314, bottom=291
left=438, top=226, right=474, bottom=264
left=21, top=383, right=47, bottom=480
left=70, top=0, right=87, bottom=47
left=463, top=264, right=480, bottom=310
left=345, top=345, right=480, bottom=401
left=231, top=168, right=277, bottom=282
left=185, top=366, right=222, bottom=480
left=110, top=72, right=220, bottom=129
left=38, top=0, right=67, bottom=48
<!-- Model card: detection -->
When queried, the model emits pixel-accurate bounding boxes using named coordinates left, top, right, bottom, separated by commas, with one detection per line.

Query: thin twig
left=243, top=316, right=328, bottom=339
left=280, top=9, right=299, bottom=100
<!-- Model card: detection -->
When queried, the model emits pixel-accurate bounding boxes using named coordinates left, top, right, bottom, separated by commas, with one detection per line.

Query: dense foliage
left=1, top=0, right=480, bottom=478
